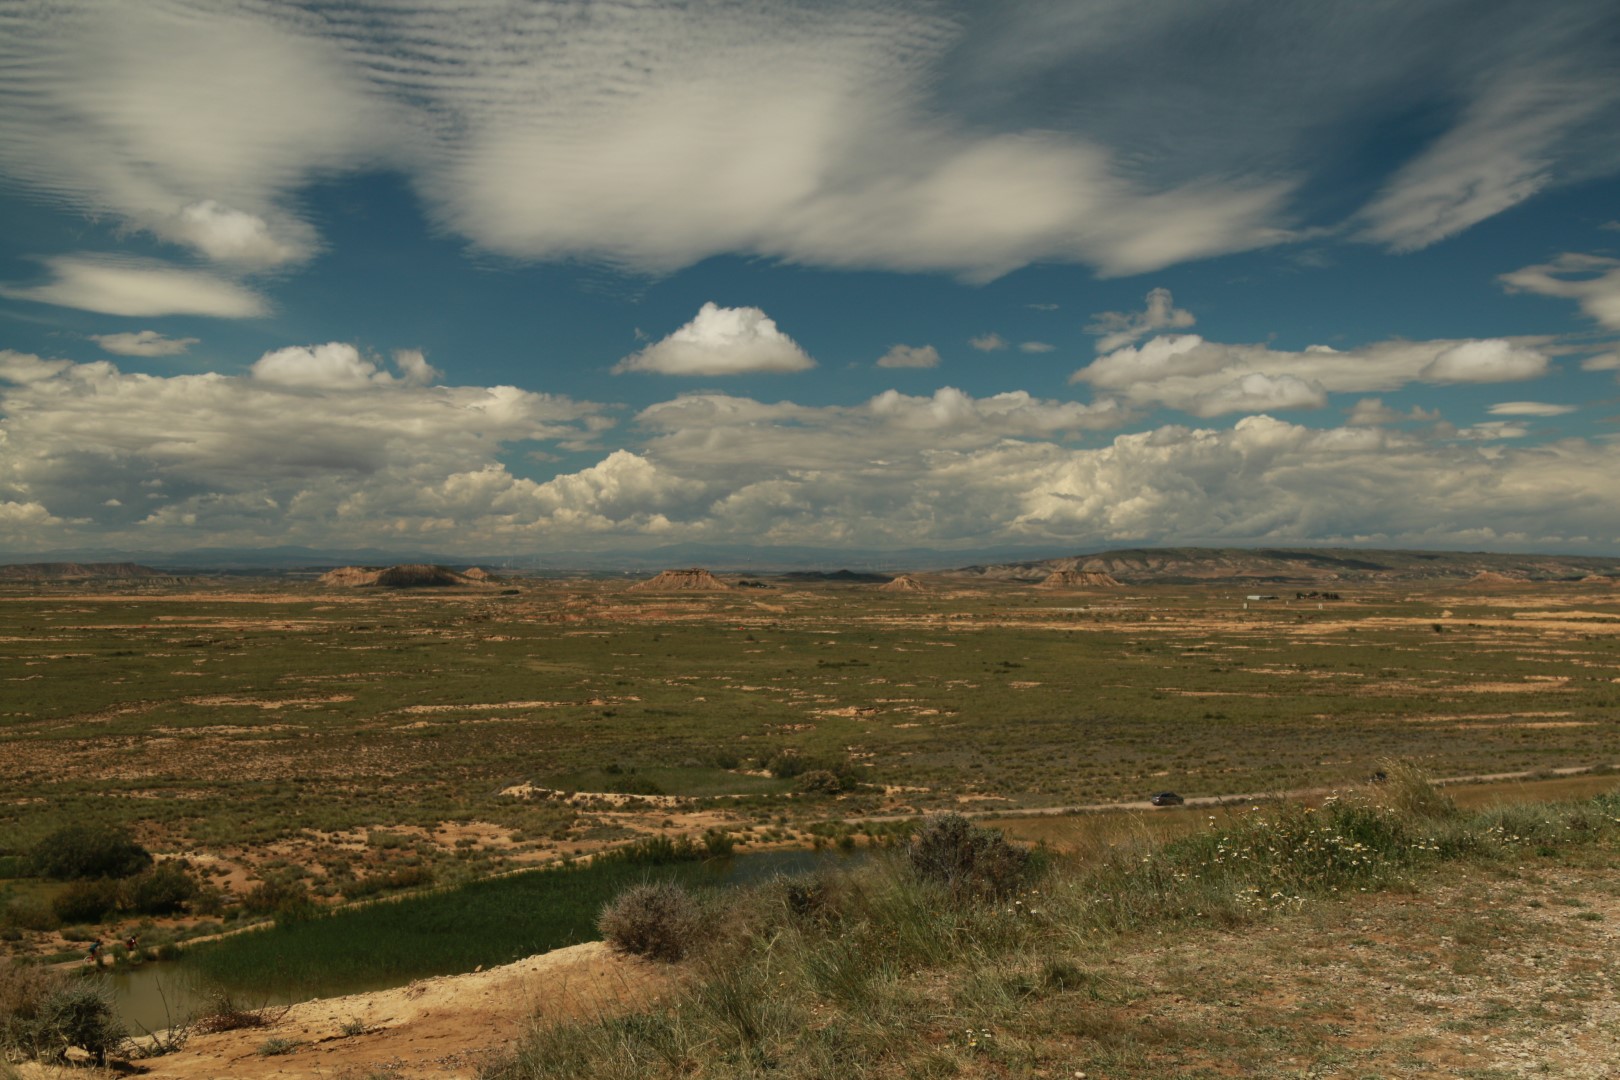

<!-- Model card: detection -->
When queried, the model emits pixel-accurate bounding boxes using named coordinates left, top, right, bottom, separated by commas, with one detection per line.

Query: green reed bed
left=181, top=844, right=729, bottom=997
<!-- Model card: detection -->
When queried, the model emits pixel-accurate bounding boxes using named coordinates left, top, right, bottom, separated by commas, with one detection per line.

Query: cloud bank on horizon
left=1, top=0, right=1618, bottom=557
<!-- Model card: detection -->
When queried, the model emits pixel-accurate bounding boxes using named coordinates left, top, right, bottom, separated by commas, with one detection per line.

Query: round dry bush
left=597, top=881, right=702, bottom=962
left=907, top=813, right=1030, bottom=902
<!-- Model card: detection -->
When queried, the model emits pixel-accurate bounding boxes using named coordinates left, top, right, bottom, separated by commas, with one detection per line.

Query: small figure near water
left=85, top=938, right=102, bottom=964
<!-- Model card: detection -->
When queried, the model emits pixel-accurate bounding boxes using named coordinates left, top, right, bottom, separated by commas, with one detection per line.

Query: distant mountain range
left=0, top=562, right=178, bottom=581
left=953, top=547, right=1620, bottom=585
left=3, top=545, right=1618, bottom=584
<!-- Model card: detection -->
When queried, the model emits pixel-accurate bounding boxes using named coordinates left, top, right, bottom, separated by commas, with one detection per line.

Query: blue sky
left=1, top=0, right=1618, bottom=558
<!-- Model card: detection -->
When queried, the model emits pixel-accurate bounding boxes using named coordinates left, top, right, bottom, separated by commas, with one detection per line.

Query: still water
left=101, top=847, right=863, bottom=1032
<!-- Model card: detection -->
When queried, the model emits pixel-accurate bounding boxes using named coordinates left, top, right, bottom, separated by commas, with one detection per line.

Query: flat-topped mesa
left=629, top=567, right=733, bottom=591
left=319, top=564, right=489, bottom=588
left=1037, top=569, right=1123, bottom=589
left=878, top=574, right=926, bottom=592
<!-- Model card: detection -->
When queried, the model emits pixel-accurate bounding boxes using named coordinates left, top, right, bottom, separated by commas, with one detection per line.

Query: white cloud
left=969, top=333, right=1008, bottom=352
left=1019, top=341, right=1055, bottom=354
left=0, top=351, right=607, bottom=548
left=1500, top=253, right=1620, bottom=331
left=1419, top=340, right=1549, bottom=384
left=0, top=256, right=267, bottom=318
left=1359, top=76, right=1619, bottom=251
left=1582, top=353, right=1620, bottom=371
left=1345, top=398, right=1440, bottom=426
left=1086, top=287, right=1195, bottom=353
left=165, top=201, right=315, bottom=269
left=0, top=2, right=390, bottom=268
left=614, top=303, right=814, bottom=376
left=248, top=342, right=442, bottom=390
left=876, top=344, right=939, bottom=369
left=393, top=349, right=441, bottom=387
left=1192, top=373, right=1326, bottom=417
left=90, top=330, right=199, bottom=357
left=1073, top=334, right=1553, bottom=415
left=5, top=352, right=1617, bottom=551
left=3, top=4, right=1618, bottom=278
left=1450, top=420, right=1530, bottom=441
left=0, top=351, right=74, bottom=384
left=1488, top=401, right=1576, bottom=417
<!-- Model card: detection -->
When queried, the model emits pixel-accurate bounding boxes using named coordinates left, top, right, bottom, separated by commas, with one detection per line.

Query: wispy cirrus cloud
left=0, top=256, right=267, bottom=318
left=90, top=330, right=199, bottom=357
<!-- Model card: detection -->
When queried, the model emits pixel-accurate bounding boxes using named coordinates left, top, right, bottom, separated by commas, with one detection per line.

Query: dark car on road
left=1150, top=791, right=1185, bottom=807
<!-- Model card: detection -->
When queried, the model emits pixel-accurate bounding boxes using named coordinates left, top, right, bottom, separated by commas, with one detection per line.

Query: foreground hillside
left=958, top=546, right=1620, bottom=584
left=8, top=773, right=1620, bottom=1077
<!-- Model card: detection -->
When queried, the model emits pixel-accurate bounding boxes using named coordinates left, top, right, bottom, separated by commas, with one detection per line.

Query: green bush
left=907, top=814, right=1031, bottom=902
left=28, top=824, right=152, bottom=882
left=598, top=881, right=703, bottom=962
left=125, top=863, right=198, bottom=915
left=0, top=970, right=124, bottom=1066
left=51, top=879, right=121, bottom=925
left=241, top=878, right=316, bottom=920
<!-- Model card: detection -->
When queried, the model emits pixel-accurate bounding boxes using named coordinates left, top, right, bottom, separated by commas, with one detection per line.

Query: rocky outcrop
left=629, top=568, right=733, bottom=591
left=878, top=574, right=926, bottom=592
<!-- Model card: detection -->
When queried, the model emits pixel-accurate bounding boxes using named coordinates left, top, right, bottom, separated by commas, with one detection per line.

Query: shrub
left=1, top=896, right=56, bottom=933
left=8, top=981, right=126, bottom=1065
left=125, top=863, right=198, bottom=916
left=28, top=824, right=152, bottom=882
left=598, top=881, right=703, bottom=961
left=51, top=879, right=121, bottom=925
left=0, top=959, right=66, bottom=1059
left=907, top=814, right=1031, bottom=902
left=241, top=878, right=317, bottom=922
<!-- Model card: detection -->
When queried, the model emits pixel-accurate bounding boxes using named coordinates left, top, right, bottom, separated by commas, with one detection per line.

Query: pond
left=102, top=846, right=867, bottom=1032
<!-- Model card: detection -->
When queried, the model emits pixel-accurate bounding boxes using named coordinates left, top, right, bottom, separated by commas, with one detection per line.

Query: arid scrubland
left=3, top=574, right=1620, bottom=1076
left=3, top=576, right=1619, bottom=956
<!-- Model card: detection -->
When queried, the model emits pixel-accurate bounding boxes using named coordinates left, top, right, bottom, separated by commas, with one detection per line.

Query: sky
left=1, top=0, right=1619, bottom=560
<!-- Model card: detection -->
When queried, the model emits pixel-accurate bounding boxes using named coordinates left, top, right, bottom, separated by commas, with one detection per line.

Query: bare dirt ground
left=22, top=942, right=677, bottom=1080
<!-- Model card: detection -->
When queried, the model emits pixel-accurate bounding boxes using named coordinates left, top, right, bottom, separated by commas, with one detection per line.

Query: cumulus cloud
left=1489, top=401, right=1576, bottom=417
left=5, top=349, right=1618, bottom=551
left=969, top=333, right=1008, bottom=352
left=1073, top=334, right=1553, bottom=415
left=1019, top=341, right=1055, bottom=354
left=1418, top=340, right=1549, bottom=384
left=1345, top=398, right=1441, bottom=426
left=1500, top=253, right=1620, bottom=331
left=247, top=343, right=439, bottom=390
left=1085, top=287, right=1196, bottom=353
left=164, top=201, right=315, bottom=268
left=90, top=330, right=199, bottom=357
left=0, top=350, right=604, bottom=547
left=614, top=303, right=814, bottom=376
left=876, top=344, right=939, bottom=369
left=1192, top=373, right=1326, bottom=418
left=0, top=256, right=267, bottom=318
